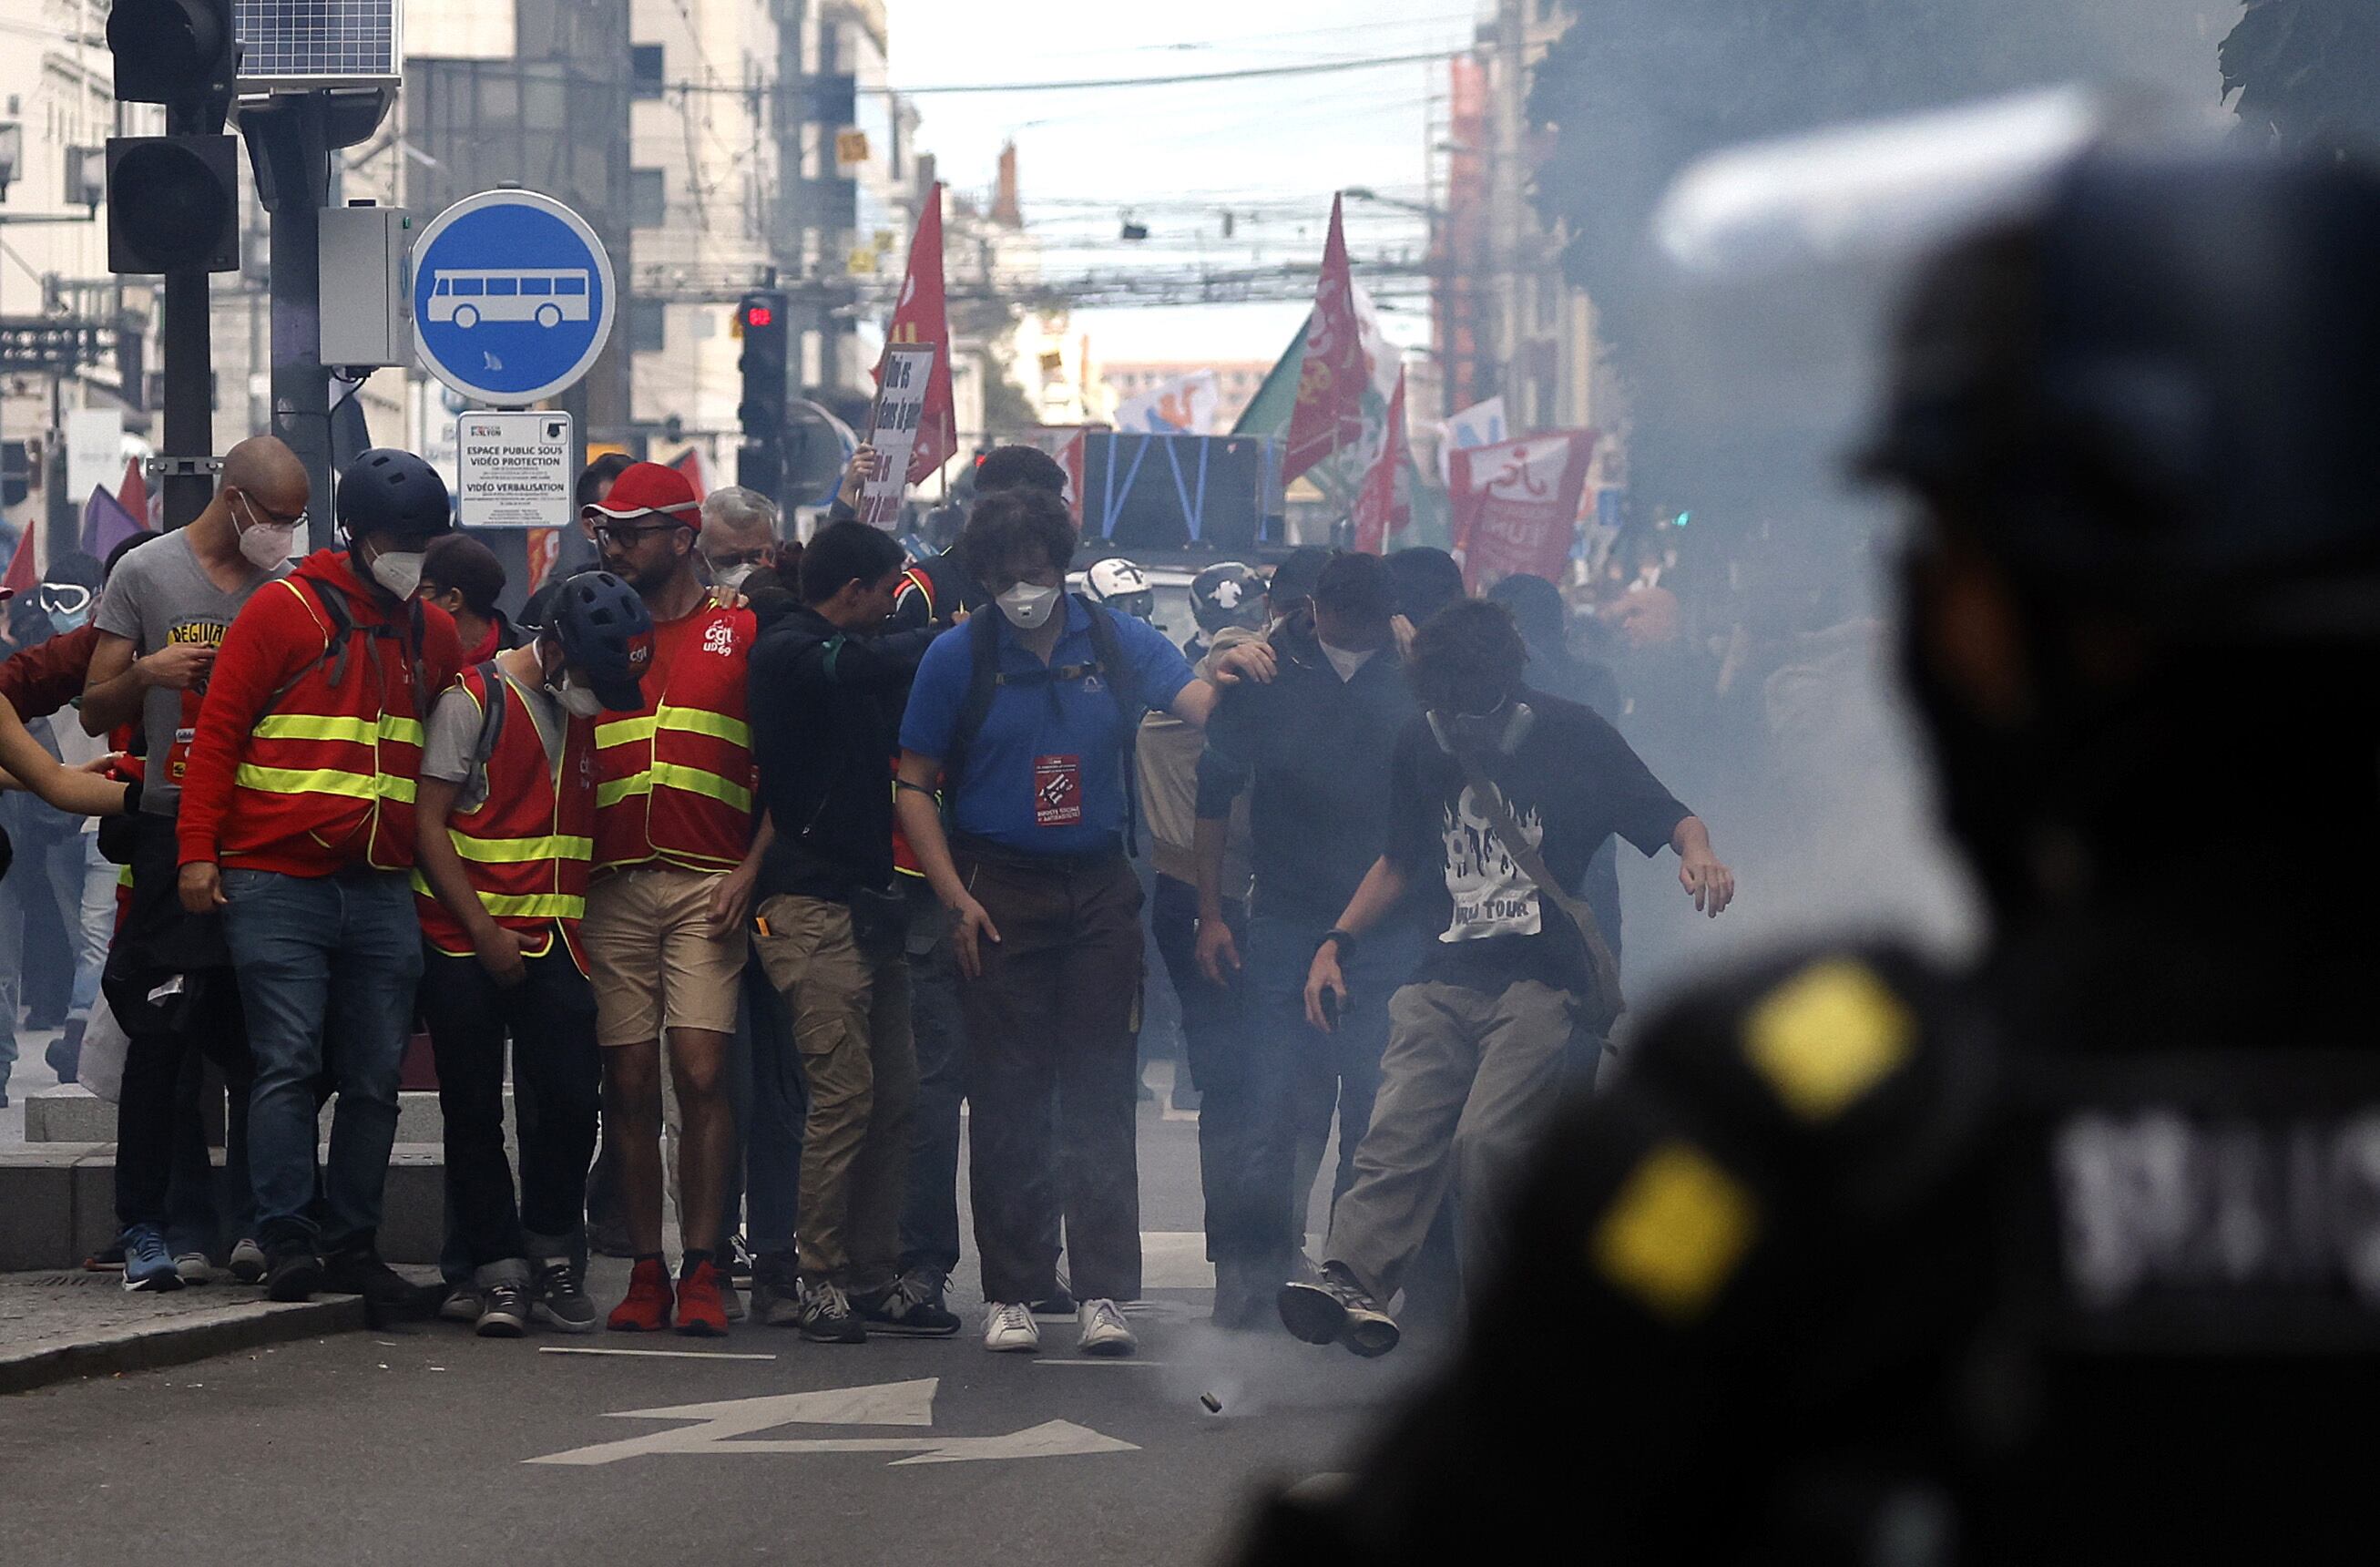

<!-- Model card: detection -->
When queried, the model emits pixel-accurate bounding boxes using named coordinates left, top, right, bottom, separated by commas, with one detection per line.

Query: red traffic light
left=744, top=304, right=774, bottom=329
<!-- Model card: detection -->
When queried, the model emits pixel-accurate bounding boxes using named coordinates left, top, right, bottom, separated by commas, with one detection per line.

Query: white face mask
left=555, top=672, right=604, bottom=717
left=368, top=548, right=425, bottom=600
left=233, top=496, right=296, bottom=569
left=996, top=581, right=1061, bottom=630
left=1318, top=639, right=1377, bottom=683
left=710, top=561, right=754, bottom=595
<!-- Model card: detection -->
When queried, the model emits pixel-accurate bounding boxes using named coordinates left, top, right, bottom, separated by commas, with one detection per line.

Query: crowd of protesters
left=0, top=428, right=1732, bottom=1362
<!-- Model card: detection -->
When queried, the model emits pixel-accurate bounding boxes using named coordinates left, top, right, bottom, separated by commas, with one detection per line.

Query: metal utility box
left=319, top=201, right=414, bottom=369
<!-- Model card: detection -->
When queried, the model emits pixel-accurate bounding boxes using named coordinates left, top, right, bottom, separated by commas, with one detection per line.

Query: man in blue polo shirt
left=895, top=486, right=1245, bottom=1357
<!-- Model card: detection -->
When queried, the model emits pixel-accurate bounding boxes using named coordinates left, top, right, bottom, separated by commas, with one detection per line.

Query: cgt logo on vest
left=702, top=622, right=738, bottom=658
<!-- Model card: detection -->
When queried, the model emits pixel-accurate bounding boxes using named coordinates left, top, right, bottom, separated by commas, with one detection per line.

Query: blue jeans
left=222, top=866, right=424, bottom=1252
left=1247, top=906, right=1426, bottom=1255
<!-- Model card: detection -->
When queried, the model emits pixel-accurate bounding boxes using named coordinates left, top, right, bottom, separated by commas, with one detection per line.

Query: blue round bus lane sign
left=413, top=189, right=617, bottom=406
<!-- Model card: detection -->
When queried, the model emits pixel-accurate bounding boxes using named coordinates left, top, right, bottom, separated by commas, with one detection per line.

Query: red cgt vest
left=413, top=664, right=597, bottom=970
left=229, top=576, right=432, bottom=873
left=593, top=603, right=758, bottom=873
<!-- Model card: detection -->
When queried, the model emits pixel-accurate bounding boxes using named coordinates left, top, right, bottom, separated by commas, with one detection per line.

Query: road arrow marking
left=524, top=1378, right=1139, bottom=1468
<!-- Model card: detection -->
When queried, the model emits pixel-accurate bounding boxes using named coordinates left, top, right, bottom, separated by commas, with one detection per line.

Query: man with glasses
left=80, top=435, right=310, bottom=1291
left=696, top=487, right=779, bottom=596
left=584, top=462, right=770, bottom=1336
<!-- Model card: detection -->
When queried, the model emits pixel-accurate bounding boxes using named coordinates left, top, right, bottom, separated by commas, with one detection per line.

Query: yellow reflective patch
left=596, top=775, right=653, bottom=808
left=252, top=713, right=376, bottom=745
left=650, top=761, right=752, bottom=813
left=596, top=714, right=659, bottom=748
left=1743, top=959, right=1915, bottom=1121
left=657, top=704, right=751, bottom=747
left=450, top=834, right=594, bottom=864
left=1591, top=1142, right=1756, bottom=1323
left=235, top=763, right=377, bottom=800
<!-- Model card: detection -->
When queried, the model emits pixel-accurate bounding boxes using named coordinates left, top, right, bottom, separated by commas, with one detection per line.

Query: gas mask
left=1427, top=700, right=1535, bottom=758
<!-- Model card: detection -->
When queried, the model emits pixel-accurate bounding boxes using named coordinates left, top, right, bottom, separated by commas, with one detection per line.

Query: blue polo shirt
left=901, top=597, right=1196, bottom=854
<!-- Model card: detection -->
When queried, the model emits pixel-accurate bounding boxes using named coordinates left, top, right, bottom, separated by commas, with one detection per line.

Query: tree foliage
left=2221, top=0, right=2380, bottom=158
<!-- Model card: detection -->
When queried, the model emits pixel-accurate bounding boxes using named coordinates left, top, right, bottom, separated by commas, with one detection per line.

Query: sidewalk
left=0, top=1267, right=368, bottom=1396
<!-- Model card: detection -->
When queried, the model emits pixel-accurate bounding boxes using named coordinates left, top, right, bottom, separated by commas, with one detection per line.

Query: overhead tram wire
left=660, top=48, right=1460, bottom=100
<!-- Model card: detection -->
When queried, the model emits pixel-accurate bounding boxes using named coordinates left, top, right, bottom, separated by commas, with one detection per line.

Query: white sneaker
left=983, top=1300, right=1040, bottom=1353
left=1077, top=1298, right=1137, bottom=1357
left=174, top=1252, right=215, bottom=1285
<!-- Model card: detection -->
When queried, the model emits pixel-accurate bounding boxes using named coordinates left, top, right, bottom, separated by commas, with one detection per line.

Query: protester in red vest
left=176, top=449, right=464, bottom=1310
left=583, top=461, right=769, bottom=1336
left=413, top=570, right=653, bottom=1339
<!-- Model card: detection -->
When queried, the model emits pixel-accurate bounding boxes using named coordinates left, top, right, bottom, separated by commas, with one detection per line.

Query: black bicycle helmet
left=336, top=448, right=455, bottom=544
left=550, top=570, right=655, bottom=712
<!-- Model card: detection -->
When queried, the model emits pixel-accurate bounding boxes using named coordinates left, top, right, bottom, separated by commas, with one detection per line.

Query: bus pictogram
left=426, top=268, right=594, bottom=330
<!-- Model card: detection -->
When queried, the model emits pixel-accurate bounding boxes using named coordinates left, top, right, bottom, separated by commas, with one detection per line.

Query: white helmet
left=1082, top=556, right=1155, bottom=621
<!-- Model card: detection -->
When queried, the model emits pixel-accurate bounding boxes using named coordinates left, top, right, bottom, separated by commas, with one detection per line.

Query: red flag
left=669, top=446, right=707, bottom=501
left=1350, top=367, right=1410, bottom=554
left=882, top=184, right=956, bottom=485
left=117, top=457, right=149, bottom=527
left=2, top=520, right=38, bottom=597
left=1450, top=430, right=1599, bottom=591
left=1282, top=194, right=1368, bottom=485
left=1056, top=426, right=1088, bottom=527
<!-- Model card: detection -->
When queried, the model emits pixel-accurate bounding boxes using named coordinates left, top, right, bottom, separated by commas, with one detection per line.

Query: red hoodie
left=177, top=548, right=462, bottom=877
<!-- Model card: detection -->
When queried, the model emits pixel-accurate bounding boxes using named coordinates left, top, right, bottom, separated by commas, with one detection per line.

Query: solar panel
left=235, top=0, right=403, bottom=86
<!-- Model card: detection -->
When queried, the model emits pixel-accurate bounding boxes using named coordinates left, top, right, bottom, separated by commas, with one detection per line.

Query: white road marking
left=1031, top=1359, right=1172, bottom=1368
left=537, top=1347, right=779, bottom=1361
left=524, top=1378, right=1139, bottom=1468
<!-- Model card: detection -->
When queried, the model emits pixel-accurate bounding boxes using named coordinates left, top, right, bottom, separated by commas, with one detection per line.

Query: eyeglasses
left=705, top=546, right=773, bottom=572
left=233, top=490, right=308, bottom=529
left=596, top=520, right=689, bottom=548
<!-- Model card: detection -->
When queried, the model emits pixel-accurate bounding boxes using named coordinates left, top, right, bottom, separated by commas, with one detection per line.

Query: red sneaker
left=674, top=1259, right=730, bottom=1337
left=608, top=1257, right=673, bottom=1332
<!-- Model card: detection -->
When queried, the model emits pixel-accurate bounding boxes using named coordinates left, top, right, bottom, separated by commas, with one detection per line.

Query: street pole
left=240, top=92, right=334, bottom=545
left=159, top=98, right=216, bottom=532
left=1491, top=0, right=1526, bottom=423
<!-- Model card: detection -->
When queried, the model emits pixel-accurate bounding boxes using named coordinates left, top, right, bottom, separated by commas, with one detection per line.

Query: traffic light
left=106, top=0, right=240, bottom=275
left=736, top=291, right=790, bottom=438
left=736, top=291, right=790, bottom=500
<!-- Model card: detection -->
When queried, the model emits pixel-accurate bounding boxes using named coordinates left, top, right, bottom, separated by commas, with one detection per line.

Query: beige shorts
left=583, top=864, right=749, bottom=1046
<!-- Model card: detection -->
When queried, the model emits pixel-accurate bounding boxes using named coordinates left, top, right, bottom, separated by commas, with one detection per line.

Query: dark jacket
left=1196, top=612, right=1417, bottom=924
left=749, top=603, right=938, bottom=900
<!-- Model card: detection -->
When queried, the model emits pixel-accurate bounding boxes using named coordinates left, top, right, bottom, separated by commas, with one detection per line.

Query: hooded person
left=413, top=570, right=654, bottom=1340
left=174, top=447, right=465, bottom=1312
left=1238, top=145, right=2380, bottom=1566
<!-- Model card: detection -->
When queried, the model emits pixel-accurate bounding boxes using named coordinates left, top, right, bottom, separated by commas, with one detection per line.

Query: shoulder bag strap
left=1449, top=744, right=1625, bottom=1027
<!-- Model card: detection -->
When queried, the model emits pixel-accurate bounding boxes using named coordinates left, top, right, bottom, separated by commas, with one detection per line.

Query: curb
left=0, top=1295, right=370, bottom=1397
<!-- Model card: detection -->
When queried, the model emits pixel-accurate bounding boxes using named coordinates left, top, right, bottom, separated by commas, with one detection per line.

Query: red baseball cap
left=587, top=461, right=701, bottom=522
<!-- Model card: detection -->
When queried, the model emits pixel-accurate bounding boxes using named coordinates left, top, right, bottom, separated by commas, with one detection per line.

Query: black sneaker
left=858, top=1270, right=962, bottom=1337
left=263, top=1242, right=324, bottom=1303
left=438, top=1282, right=485, bottom=1324
left=321, top=1245, right=432, bottom=1321
left=1278, top=1262, right=1400, bottom=1357
left=792, top=1276, right=867, bottom=1344
left=476, top=1280, right=530, bottom=1337
left=531, top=1258, right=598, bottom=1335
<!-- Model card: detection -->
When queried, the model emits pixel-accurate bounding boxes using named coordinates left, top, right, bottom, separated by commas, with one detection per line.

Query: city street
left=0, top=1111, right=1435, bottom=1566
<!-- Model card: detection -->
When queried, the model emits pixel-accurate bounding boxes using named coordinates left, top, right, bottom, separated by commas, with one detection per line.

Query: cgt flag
left=1282, top=194, right=1367, bottom=485
left=1450, top=430, right=1599, bottom=591
left=882, top=183, right=956, bottom=485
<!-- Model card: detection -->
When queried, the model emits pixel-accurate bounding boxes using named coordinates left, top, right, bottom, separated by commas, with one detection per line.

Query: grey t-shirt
left=93, top=530, right=284, bottom=816
left=421, top=665, right=567, bottom=813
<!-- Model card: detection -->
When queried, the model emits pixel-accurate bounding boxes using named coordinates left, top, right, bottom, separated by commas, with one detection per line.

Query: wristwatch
left=1319, top=927, right=1358, bottom=961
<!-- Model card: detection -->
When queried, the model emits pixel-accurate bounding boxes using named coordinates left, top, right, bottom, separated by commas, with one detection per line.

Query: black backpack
left=939, top=593, right=1149, bottom=852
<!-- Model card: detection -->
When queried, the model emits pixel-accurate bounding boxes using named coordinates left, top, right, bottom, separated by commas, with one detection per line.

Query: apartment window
left=630, top=300, right=668, bottom=354
left=630, top=167, right=666, bottom=229
left=630, top=45, right=665, bottom=99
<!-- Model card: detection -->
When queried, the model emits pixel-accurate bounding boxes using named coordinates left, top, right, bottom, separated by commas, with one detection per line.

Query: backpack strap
left=465, top=660, right=510, bottom=773
left=259, top=578, right=355, bottom=712
left=939, top=608, right=1004, bottom=793
left=1079, top=601, right=1147, bottom=856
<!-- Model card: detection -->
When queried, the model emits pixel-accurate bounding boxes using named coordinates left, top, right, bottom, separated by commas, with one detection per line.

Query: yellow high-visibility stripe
left=448, top=833, right=594, bottom=864
left=406, top=873, right=584, bottom=922
left=650, top=761, right=751, bottom=812
left=597, top=775, right=652, bottom=808
left=235, top=764, right=416, bottom=804
left=595, top=715, right=659, bottom=748
left=657, top=705, right=751, bottom=747
left=250, top=712, right=424, bottom=746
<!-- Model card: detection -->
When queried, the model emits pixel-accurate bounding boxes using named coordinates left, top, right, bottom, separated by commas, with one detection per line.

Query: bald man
left=81, top=434, right=310, bottom=1290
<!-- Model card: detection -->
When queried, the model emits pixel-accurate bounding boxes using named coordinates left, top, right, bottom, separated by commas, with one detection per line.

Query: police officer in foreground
left=1237, top=147, right=2380, bottom=1563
